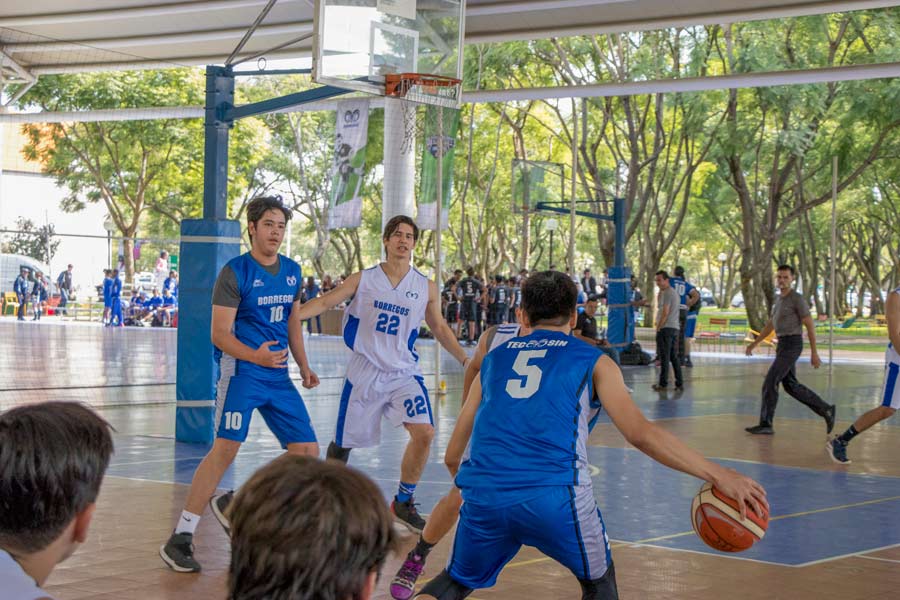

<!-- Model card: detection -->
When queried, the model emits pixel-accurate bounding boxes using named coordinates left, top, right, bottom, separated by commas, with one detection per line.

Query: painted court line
left=795, top=542, right=900, bottom=568
left=855, top=554, right=900, bottom=565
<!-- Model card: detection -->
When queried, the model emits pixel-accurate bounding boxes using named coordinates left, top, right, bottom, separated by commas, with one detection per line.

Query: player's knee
left=212, top=438, right=242, bottom=464
left=578, top=563, right=619, bottom=600
left=409, top=424, right=435, bottom=445
left=326, top=441, right=351, bottom=464
left=876, top=406, right=897, bottom=420
left=416, top=569, right=473, bottom=600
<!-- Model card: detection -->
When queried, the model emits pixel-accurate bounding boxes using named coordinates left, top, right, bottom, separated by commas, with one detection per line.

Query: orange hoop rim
left=385, top=72, right=462, bottom=96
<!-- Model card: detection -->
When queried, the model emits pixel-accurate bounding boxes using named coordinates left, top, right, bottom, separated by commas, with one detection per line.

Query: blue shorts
left=685, top=312, right=698, bottom=338
left=448, top=485, right=612, bottom=588
left=214, top=362, right=316, bottom=447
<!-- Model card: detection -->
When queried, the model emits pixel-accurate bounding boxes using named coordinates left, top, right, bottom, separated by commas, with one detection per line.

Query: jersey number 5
left=375, top=312, right=400, bottom=335
left=505, top=349, right=547, bottom=399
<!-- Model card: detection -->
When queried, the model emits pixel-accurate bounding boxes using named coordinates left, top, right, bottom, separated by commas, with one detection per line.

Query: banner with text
left=418, top=107, right=460, bottom=230
left=328, top=99, right=369, bottom=229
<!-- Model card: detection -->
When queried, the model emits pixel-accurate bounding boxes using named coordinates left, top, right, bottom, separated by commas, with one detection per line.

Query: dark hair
left=0, top=402, right=113, bottom=553
left=521, top=271, right=577, bottom=326
left=454, top=269, right=462, bottom=275
left=466, top=266, right=475, bottom=277
left=777, top=264, right=795, bottom=276
left=229, top=456, right=397, bottom=600
left=655, top=270, right=669, bottom=279
left=382, top=214, right=419, bottom=244
left=494, top=274, right=504, bottom=283
left=247, top=196, right=291, bottom=243
left=674, top=265, right=685, bottom=277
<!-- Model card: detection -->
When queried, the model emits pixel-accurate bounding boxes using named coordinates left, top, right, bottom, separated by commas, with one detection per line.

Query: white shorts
left=881, top=350, right=900, bottom=409
left=334, top=353, right=433, bottom=448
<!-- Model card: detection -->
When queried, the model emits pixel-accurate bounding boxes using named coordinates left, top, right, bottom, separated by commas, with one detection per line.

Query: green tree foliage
left=1, top=217, right=60, bottom=264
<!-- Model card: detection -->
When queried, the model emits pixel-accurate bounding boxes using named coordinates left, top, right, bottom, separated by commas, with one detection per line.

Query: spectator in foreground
left=0, top=402, right=114, bottom=599
left=228, top=455, right=397, bottom=600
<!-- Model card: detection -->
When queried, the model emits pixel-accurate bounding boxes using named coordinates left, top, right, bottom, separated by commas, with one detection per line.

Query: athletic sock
left=174, top=510, right=201, bottom=535
left=837, top=425, right=859, bottom=445
left=396, top=481, right=417, bottom=503
left=413, top=535, right=435, bottom=559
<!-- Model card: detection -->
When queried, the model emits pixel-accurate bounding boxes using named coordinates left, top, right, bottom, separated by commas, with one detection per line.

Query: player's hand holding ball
left=692, top=468, right=769, bottom=552
left=255, top=340, right=289, bottom=368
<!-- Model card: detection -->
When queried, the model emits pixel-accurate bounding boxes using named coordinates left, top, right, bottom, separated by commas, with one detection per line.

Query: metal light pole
left=717, top=252, right=727, bottom=308
left=545, top=218, right=559, bottom=269
left=103, top=217, right=116, bottom=268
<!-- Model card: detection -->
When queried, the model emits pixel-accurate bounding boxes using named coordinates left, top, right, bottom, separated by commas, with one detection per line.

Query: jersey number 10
left=269, top=305, right=284, bottom=323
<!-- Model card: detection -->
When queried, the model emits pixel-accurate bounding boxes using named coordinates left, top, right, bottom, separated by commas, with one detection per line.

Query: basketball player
left=457, top=267, right=483, bottom=345
left=390, top=318, right=528, bottom=599
left=670, top=266, right=699, bottom=367
left=488, top=275, right=509, bottom=325
left=295, top=215, right=469, bottom=533
left=416, top=271, right=767, bottom=600
left=160, top=196, right=320, bottom=573
left=828, top=283, right=900, bottom=463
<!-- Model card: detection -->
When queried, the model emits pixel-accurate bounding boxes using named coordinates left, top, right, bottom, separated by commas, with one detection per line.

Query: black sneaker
left=674, top=385, right=684, bottom=392
left=160, top=532, right=201, bottom=573
left=651, top=384, right=667, bottom=392
left=826, top=437, right=851, bottom=464
left=683, top=357, right=693, bottom=368
left=824, top=404, right=836, bottom=435
left=391, top=497, right=426, bottom=533
left=210, top=490, right=234, bottom=535
left=745, top=424, right=775, bottom=435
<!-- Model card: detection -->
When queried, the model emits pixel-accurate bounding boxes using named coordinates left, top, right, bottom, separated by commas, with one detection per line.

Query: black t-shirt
left=459, top=277, right=482, bottom=301
left=442, top=279, right=458, bottom=304
left=576, top=311, right=599, bottom=340
left=492, top=285, right=508, bottom=305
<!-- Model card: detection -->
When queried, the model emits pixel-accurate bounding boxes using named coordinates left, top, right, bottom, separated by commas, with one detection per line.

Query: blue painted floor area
left=588, top=447, right=900, bottom=565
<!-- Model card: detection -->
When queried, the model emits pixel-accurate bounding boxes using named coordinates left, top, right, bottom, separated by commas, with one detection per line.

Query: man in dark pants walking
left=745, top=265, right=835, bottom=435
left=652, top=271, right=683, bottom=392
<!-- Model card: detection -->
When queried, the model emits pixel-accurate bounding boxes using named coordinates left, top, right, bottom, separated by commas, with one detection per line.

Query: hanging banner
left=328, top=99, right=369, bottom=229
left=418, top=106, right=460, bottom=230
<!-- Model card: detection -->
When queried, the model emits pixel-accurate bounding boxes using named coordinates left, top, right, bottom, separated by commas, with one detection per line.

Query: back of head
left=0, top=402, right=113, bottom=554
left=466, top=266, right=475, bottom=277
left=521, top=271, right=577, bottom=326
left=674, top=265, right=685, bottom=278
left=229, top=455, right=397, bottom=600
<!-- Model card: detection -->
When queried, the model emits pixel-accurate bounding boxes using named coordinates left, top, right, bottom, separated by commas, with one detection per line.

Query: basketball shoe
left=391, top=497, right=426, bottom=533
left=210, top=490, right=234, bottom=535
left=826, top=438, right=851, bottom=464
left=390, top=552, right=427, bottom=599
left=159, top=532, right=201, bottom=573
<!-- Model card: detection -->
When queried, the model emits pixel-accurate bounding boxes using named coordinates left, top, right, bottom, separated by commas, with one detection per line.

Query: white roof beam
left=463, top=61, right=900, bottom=103
left=2, top=23, right=313, bottom=54
left=0, top=0, right=304, bottom=27
left=467, top=0, right=900, bottom=44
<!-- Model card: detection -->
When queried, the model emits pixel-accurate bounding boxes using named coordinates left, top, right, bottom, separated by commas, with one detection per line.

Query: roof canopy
left=2, top=0, right=897, bottom=75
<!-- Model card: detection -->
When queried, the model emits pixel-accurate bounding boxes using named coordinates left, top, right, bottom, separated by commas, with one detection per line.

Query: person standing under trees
left=653, top=271, right=683, bottom=392
left=31, top=272, right=48, bottom=321
left=827, top=282, right=900, bottom=463
left=457, top=267, right=483, bottom=346
left=745, top=265, right=835, bottom=436
left=160, top=196, right=320, bottom=573
left=669, top=266, right=700, bottom=368
left=14, top=267, right=29, bottom=321
left=57, top=264, right=74, bottom=316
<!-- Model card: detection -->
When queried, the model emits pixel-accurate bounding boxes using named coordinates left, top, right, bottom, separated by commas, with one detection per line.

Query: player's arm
left=687, top=287, right=700, bottom=309
left=425, top=280, right=469, bottom=366
left=293, top=271, right=361, bottom=320
left=801, top=315, right=821, bottom=368
left=745, top=319, right=774, bottom=355
left=211, top=305, right=288, bottom=368
left=573, top=331, right=599, bottom=346
left=594, top=356, right=768, bottom=519
left=288, top=300, right=320, bottom=388
left=656, top=304, right=670, bottom=331
left=887, top=291, right=900, bottom=351
left=445, top=374, right=483, bottom=476
left=461, top=327, right=493, bottom=405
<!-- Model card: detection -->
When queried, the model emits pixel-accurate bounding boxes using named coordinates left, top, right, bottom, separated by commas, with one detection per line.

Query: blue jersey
left=102, top=277, right=112, bottom=301
left=215, top=254, right=303, bottom=382
left=669, top=276, right=695, bottom=311
left=455, top=329, right=603, bottom=505
left=110, top=277, right=122, bottom=298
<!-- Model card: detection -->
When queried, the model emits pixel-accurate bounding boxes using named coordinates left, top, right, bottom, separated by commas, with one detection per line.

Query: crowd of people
left=100, top=266, right=179, bottom=327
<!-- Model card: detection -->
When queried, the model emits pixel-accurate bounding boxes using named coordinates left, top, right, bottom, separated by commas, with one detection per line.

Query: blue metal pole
left=202, top=65, right=234, bottom=220
left=613, top=197, right=625, bottom=268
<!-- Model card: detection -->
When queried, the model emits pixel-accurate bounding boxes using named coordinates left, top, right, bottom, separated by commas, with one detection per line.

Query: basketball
left=691, top=482, right=768, bottom=552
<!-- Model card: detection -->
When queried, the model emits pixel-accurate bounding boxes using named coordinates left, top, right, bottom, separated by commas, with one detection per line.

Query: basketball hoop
left=385, top=73, right=462, bottom=107
left=385, top=73, right=462, bottom=155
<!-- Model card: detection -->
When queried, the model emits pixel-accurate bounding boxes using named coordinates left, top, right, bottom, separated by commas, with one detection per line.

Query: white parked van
left=0, top=254, right=52, bottom=295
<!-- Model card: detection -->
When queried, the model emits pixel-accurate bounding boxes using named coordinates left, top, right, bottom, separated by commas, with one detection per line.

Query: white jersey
left=342, top=264, right=430, bottom=372
left=488, top=323, right=521, bottom=352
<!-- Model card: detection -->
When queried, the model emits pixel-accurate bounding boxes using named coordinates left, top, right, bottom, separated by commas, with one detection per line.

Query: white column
left=382, top=97, right=416, bottom=232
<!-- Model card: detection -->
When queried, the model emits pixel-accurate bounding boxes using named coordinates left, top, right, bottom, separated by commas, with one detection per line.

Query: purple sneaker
left=390, top=553, right=426, bottom=600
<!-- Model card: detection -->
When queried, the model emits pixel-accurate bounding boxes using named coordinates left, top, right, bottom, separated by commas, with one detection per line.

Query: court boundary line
left=855, top=554, right=900, bottom=565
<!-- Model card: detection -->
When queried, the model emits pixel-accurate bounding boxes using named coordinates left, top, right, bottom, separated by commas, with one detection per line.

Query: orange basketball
left=691, top=482, right=768, bottom=552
